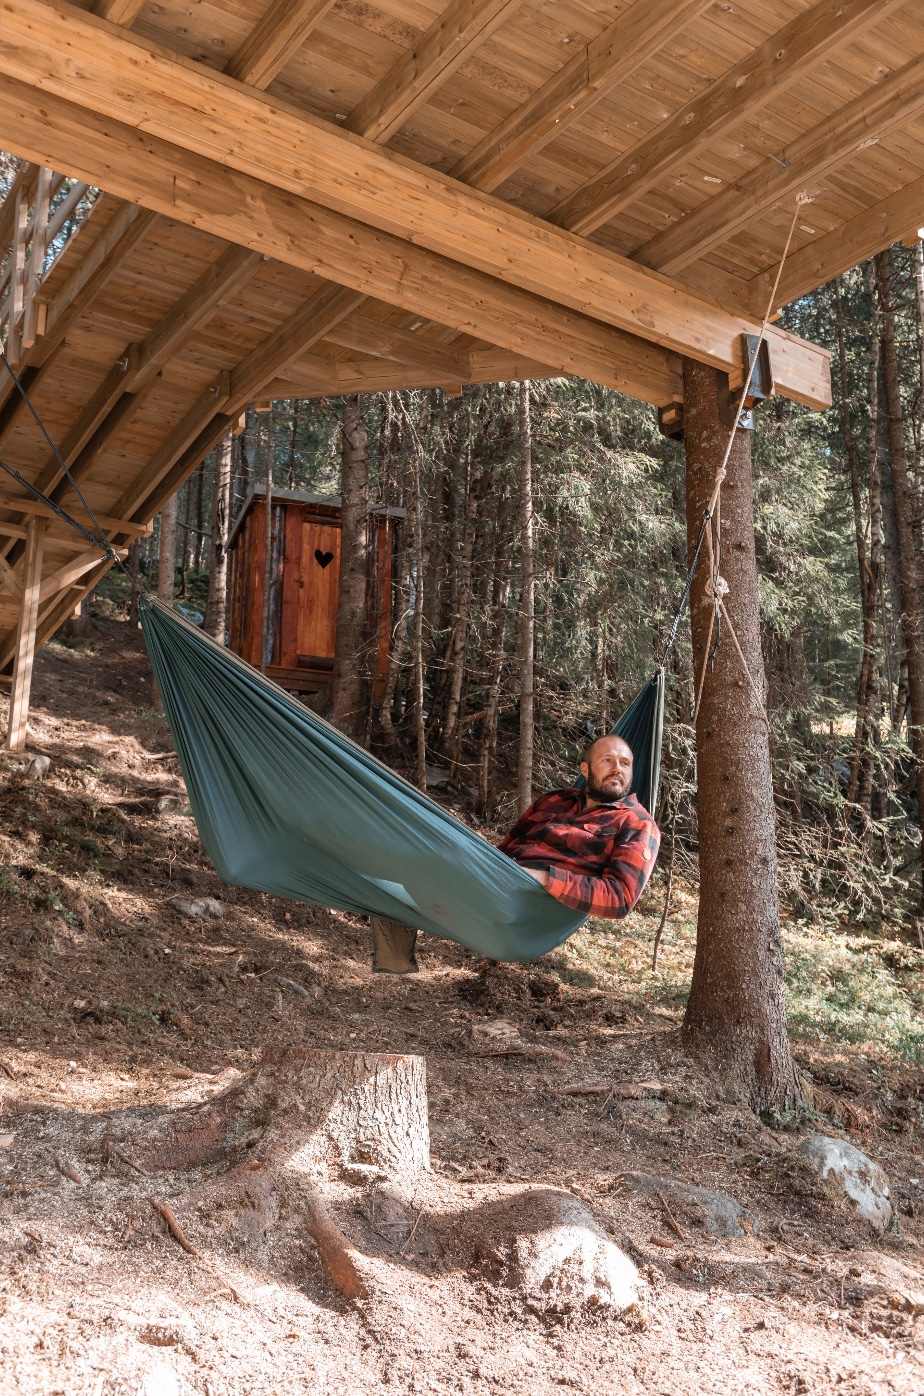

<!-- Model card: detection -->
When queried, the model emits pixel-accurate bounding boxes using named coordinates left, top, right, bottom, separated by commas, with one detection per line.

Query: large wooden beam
left=0, top=492, right=152, bottom=537
left=38, top=545, right=125, bottom=605
left=224, top=0, right=337, bottom=90
left=633, top=51, right=924, bottom=276
left=344, top=0, right=523, bottom=146
left=550, top=0, right=896, bottom=237
left=269, top=345, right=558, bottom=396
left=324, top=315, right=471, bottom=378
left=0, top=80, right=682, bottom=406
left=757, top=176, right=924, bottom=314
left=4, top=515, right=44, bottom=750
left=450, top=0, right=710, bottom=194
left=0, top=0, right=831, bottom=408
left=93, top=0, right=144, bottom=24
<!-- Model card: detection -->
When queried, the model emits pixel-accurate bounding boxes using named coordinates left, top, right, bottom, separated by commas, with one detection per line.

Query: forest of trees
left=137, top=242, right=924, bottom=939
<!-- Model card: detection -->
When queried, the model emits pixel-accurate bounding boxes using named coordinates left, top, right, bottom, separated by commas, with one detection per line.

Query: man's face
left=580, top=737, right=633, bottom=803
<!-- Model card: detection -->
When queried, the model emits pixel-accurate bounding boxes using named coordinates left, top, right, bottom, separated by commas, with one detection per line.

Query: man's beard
left=586, top=773, right=630, bottom=804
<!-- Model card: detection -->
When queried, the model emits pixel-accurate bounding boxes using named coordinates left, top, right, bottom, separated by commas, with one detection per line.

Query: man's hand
left=523, top=867, right=550, bottom=888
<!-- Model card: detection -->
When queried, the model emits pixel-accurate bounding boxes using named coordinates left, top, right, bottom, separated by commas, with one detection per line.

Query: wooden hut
left=227, top=489, right=402, bottom=696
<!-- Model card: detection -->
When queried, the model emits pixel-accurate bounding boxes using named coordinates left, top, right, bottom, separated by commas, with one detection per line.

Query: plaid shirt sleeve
left=499, top=790, right=660, bottom=920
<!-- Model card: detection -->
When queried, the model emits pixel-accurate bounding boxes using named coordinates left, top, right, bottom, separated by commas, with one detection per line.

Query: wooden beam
left=344, top=0, right=523, bottom=145
left=224, top=0, right=337, bottom=91
left=450, top=0, right=710, bottom=194
left=634, top=51, right=924, bottom=276
left=93, top=0, right=144, bottom=24
left=23, top=241, right=261, bottom=508
left=0, top=492, right=152, bottom=537
left=0, top=552, right=22, bottom=601
left=270, top=345, right=559, bottom=395
left=757, top=177, right=924, bottom=314
left=550, top=0, right=896, bottom=237
left=0, top=518, right=108, bottom=548
left=323, top=314, right=470, bottom=378
left=4, top=516, right=44, bottom=750
left=38, top=545, right=125, bottom=604
left=0, top=0, right=831, bottom=409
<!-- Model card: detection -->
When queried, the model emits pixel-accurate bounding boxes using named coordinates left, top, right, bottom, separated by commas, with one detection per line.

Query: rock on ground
left=797, top=1134, right=892, bottom=1232
left=627, top=1172, right=759, bottom=1239
left=465, top=1187, right=640, bottom=1314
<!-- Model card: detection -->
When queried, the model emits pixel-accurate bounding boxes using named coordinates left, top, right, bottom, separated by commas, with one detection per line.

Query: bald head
left=581, top=735, right=633, bottom=806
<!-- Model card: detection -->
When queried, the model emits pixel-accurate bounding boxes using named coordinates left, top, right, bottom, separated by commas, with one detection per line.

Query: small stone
left=0, top=1132, right=14, bottom=1148
left=627, top=1172, right=759, bottom=1238
left=169, top=896, right=225, bottom=919
left=468, top=1019, right=523, bottom=1053
left=142, top=1362, right=181, bottom=1396
left=157, top=794, right=193, bottom=816
left=796, top=1134, right=892, bottom=1232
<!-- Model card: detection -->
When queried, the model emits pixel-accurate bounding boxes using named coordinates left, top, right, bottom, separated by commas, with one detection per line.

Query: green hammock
left=140, top=598, right=664, bottom=962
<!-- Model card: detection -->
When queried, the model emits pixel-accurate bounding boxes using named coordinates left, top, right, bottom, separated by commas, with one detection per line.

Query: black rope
left=658, top=506, right=714, bottom=669
left=0, top=348, right=146, bottom=596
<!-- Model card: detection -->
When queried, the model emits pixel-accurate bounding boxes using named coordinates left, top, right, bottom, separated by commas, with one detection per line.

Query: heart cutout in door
left=315, top=549, right=334, bottom=569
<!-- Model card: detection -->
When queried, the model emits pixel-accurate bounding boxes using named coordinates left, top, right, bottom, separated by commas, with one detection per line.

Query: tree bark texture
left=203, top=435, right=232, bottom=641
left=876, top=249, right=924, bottom=883
left=156, top=490, right=178, bottom=604
left=441, top=456, right=483, bottom=760
left=261, top=405, right=274, bottom=674
left=330, top=394, right=370, bottom=738
left=681, top=357, right=800, bottom=1112
left=516, top=381, right=535, bottom=815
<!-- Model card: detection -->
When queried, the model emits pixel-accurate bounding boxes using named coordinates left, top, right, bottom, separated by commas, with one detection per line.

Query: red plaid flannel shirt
left=499, top=788, right=660, bottom=919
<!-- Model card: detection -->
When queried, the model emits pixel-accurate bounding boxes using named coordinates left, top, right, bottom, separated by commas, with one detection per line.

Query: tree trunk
left=441, top=457, right=482, bottom=759
left=127, top=536, right=141, bottom=624
left=876, top=248, right=924, bottom=895
left=410, top=448, right=428, bottom=790
left=156, top=490, right=178, bottom=604
left=203, top=435, right=232, bottom=642
left=478, top=483, right=512, bottom=819
left=194, top=461, right=204, bottom=572
left=261, top=405, right=274, bottom=674
left=835, top=274, right=880, bottom=812
left=330, top=394, right=370, bottom=737
left=516, top=380, right=535, bottom=815
left=681, top=356, right=801, bottom=1112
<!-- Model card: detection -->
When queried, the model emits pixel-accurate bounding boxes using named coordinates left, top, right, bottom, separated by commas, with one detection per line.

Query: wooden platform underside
left=0, top=0, right=920, bottom=662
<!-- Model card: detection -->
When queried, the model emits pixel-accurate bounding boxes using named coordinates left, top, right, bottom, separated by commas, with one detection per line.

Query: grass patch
left=563, top=874, right=924, bottom=1063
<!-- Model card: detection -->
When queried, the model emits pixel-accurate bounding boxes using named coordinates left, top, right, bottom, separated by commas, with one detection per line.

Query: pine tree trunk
left=441, top=458, right=482, bottom=758
left=516, top=381, right=535, bottom=815
left=681, top=357, right=801, bottom=1112
left=410, top=452, right=428, bottom=790
left=261, top=406, right=275, bottom=674
left=876, top=248, right=924, bottom=896
left=194, top=462, right=204, bottom=572
left=127, top=536, right=141, bottom=624
left=203, top=434, right=232, bottom=642
left=156, top=491, right=178, bottom=604
left=478, top=499, right=511, bottom=819
left=330, top=394, right=369, bottom=737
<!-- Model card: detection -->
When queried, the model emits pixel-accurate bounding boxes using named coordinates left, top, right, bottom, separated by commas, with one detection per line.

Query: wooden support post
left=22, top=165, right=51, bottom=350
left=5, top=516, right=45, bottom=750
left=6, top=185, right=28, bottom=369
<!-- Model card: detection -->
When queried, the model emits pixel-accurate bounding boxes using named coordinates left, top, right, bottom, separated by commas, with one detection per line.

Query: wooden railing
left=0, top=162, right=93, bottom=366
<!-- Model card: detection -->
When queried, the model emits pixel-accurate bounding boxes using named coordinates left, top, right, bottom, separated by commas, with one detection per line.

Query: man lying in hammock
left=371, top=734, right=660, bottom=973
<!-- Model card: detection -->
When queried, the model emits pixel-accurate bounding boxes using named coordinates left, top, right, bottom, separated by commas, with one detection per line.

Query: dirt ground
left=2, top=611, right=924, bottom=1395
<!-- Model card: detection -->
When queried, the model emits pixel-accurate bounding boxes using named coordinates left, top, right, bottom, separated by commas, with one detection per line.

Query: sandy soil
left=2, top=612, right=924, bottom=1395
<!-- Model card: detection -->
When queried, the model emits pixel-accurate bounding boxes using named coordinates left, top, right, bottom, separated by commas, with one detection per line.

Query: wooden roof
left=0, top=0, right=921, bottom=659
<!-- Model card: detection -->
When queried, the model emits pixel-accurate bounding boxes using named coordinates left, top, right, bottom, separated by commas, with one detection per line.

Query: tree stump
left=90, top=1050, right=429, bottom=1300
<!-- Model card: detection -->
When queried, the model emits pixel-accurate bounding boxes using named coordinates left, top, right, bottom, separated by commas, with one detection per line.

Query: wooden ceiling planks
left=0, top=0, right=922, bottom=665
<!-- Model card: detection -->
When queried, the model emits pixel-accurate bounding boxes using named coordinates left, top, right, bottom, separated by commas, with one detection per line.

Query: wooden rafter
left=4, top=516, right=44, bottom=750
left=759, top=176, right=924, bottom=313
left=93, top=0, right=144, bottom=23
left=0, top=80, right=683, bottom=406
left=344, top=0, right=523, bottom=145
left=0, top=492, right=152, bottom=537
left=549, top=0, right=898, bottom=237
left=634, top=50, right=924, bottom=276
left=224, top=0, right=338, bottom=90
left=324, top=315, right=471, bottom=379
left=0, top=2, right=830, bottom=407
left=450, top=0, right=711, bottom=194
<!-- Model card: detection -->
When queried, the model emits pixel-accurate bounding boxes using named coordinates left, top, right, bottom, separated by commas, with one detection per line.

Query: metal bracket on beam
left=718, top=333, right=775, bottom=431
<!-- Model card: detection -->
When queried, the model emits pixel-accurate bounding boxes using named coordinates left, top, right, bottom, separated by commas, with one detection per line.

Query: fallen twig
left=112, top=1143, right=146, bottom=1176
left=151, top=1200, right=201, bottom=1257
left=275, top=975, right=312, bottom=1000
left=55, top=1155, right=83, bottom=1185
left=400, top=1208, right=424, bottom=1256
left=151, top=1200, right=245, bottom=1302
left=656, top=1190, right=686, bottom=1241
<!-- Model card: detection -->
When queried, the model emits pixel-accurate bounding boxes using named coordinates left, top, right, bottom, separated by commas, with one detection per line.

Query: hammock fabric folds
left=141, top=599, right=664, bottom=962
